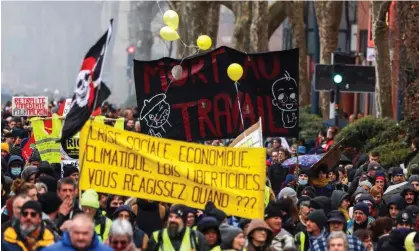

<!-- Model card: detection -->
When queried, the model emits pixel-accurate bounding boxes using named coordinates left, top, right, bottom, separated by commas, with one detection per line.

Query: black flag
left=60, top=19, right=113, bottom=144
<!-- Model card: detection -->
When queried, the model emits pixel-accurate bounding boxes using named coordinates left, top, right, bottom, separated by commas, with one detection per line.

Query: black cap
left=396, top=210, right=413, bottom=225
left=406, top=205, right=419, bottom=217
left=327, top=210, right=346, bottom=224
left=21, top=200, right=42, bottom=215
left=63, top=165, right=79, bottom=178
left=170, top=204, right=188, bottom=223
left=38, top=192, right=62, bottom=214
left=307, top=209, right=327, bottom=229
left=393, top=167, right=404, bottom=176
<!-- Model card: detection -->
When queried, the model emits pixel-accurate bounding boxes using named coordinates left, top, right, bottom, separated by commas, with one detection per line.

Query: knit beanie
left=38, top=192, right=62, bottom=214
left=353, top=202, right=369, bottom=216
left=37, top=175, right=57, bottom=192
left=29, top=149, right=41, bottom=163
left=63, top=165, right=79, bottom=178
left=277, top=187, right=297, bottom=201
left=1, top=143, right=9, bottom=154
left=35, top=161, right=54, bottom=179
left=264, top=201, right=282, bottom=219
left=170, top=204, right=189, bottom=224
left=409, top=175, right=419, bottom=183
left=197, top=216, right=220, bottom=233
left=284, top=174, right=296, bottom=185
left=358, top=180, right=372, bottom=189
left=21, top=166, right=38, bottom=182
left=307, top=209, right=327, bottom=230
left=80, top=189, right=100, bottom=209
left=219, top=223, right=243, bottom=248
left=301, top=186, right=316, bottom=199
left=21, top=200, right=42, bottom=215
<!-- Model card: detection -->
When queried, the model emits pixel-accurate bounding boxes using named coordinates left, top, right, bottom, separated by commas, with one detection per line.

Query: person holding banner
left=147, top=204, right=209, bottom=251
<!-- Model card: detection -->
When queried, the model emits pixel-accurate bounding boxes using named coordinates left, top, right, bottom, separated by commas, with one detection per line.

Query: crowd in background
left=1, top=99, right=419, bottom=251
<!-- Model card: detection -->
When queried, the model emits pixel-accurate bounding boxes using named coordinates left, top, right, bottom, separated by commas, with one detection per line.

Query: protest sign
left=61, top=134, right=80, bottom=160
left=79, top=120, right=266, bottom=219
left=12, top=96, right=48, bottom=116
left=230, top=118, right=263, bottom=148
left=311, top=140, right=343, bottom=172
left=30, top=115, right=62, bottom=163
left=134, top=46, right=299, bottom=141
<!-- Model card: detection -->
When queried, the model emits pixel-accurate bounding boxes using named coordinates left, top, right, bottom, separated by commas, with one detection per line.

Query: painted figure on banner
left=139, top=93, right=172, bottom=137
left=74, top=70, right=92, bottom=108
left=271, top=71, right=298, bottom=128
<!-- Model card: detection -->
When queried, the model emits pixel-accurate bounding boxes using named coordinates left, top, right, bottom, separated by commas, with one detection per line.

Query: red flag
left=22, top=136, right=35, bottom=161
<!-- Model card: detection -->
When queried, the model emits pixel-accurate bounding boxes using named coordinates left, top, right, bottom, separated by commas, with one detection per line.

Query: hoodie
left=331, top=190, right=350, bottom=221
left=112, top=205, right=147, bottom=250
left=6, top=155, right=24, bottom=179
left=400, top=184, right=418, bottom=206
left=246, top=219, right=274, bottom=251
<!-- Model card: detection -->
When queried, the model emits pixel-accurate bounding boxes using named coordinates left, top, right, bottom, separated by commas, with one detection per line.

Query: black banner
left=134, top=46, right=299, bottom=141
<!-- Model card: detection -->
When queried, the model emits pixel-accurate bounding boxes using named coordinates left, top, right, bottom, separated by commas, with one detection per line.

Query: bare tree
left=128, top=1, right=159, bottom=60
left=372, top=1, right=393, bottom=118
left=287, top=1, right=309, bottom=106
left=314, top=1, right=343, bottom=118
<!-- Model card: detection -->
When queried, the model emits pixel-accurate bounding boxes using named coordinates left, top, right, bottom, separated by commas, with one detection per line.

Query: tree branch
left=268, top=1, right=287, bottom=38
left=222, top=1, right=286, bottom=39
left=378, top=1, right=391, bottom=21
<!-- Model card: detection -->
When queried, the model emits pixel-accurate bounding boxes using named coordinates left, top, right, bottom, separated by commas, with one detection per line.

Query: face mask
left=11, top=167, right=22, bottom=176
left=298, top=179, right=308, bottom=185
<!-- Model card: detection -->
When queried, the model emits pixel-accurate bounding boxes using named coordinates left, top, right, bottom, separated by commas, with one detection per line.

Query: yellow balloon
left=197, top=35, right=212, bottom=50
left=163, top=10, right=179, bottom=30
left=160, top=26, right=179, bottom=41
left=227, top=63, right=244, bottom=81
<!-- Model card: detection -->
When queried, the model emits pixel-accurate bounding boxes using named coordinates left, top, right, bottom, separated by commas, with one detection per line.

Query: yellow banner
left=30, top=114, right=62, bottom=163
left=79, top=120, right=266, bottom=219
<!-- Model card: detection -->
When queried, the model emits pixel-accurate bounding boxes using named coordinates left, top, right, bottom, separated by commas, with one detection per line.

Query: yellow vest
left=94, top=217, right=112, bottom=242
left=264, top=186, right=271, bottom=207
left=210, top=246, right=222, bottom=251
left=153, top=227, right=197, bottom=251
left=30, top=114, right=61, bottom=163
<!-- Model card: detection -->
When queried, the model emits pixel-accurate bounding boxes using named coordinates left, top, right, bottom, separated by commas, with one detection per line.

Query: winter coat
left=6, top=155, right=24, bottom=180
left=43, top=231, right=113, bottom=251
left=331, top=190, right=349, bottom=210
left=379, top=229, right=411, bottom=251
left=246, top=219, right=274, bottom=251
left=2, top=223, right=56, bottom=251
left=268, top=164, right=289, bottom=196
left=271, top=228, right=295, bottom=251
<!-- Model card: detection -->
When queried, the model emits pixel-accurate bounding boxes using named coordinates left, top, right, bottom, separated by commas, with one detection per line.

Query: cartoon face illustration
left=74, top=70, right=91, bottom=107
left=271, top=71, right=298, bottom=111
left=140, top=94, right=171, bottom=129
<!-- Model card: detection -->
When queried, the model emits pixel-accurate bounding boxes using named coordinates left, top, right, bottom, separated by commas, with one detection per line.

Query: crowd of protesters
left=1, top=99, right=419, bottom=251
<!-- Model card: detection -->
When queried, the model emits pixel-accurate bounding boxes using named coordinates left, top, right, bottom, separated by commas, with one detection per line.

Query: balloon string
left=165, top=46, right=200, bottom=95
left=234, top=82, right=246, bottom=136
left=156, top=0, right=165, bottom=16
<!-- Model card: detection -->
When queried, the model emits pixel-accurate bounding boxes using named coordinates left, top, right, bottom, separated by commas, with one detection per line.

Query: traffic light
left=126, top=45, right=135, bottom=79
left=332, top=64, right=345, bottom=86
left=127, top=45, right=136, bottom=54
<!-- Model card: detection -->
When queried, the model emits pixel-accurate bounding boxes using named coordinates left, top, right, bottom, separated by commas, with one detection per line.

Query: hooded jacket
left=43, top=231, right=113, bottom=251
left=331, top=190, right=350, bottom=221
left=6, top=155, right=24, bottom=179
left=400, top=184, right=418, bottom=206
left=246, top=219, right=274, bottom=251
left=113, top=205, right=148, bottom=250
left=380, top=228, right=412, bottom=251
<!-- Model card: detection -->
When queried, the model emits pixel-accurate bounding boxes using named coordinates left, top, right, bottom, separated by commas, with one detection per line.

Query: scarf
left=353, top=219, right=368, bottom=233
left=23, top=227, right=41, bottom=251
left=339, top=208, right=350, bottom=221
left=311, top=177, right=330, bottom=188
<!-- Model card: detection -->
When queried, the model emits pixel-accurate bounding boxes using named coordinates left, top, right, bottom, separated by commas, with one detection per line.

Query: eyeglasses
left=111, top=240, right=128, bottom=246
left=21, top=211, right=38, bottom=218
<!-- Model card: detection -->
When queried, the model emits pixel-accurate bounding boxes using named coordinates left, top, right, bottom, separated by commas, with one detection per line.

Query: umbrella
left=282, top=154, right=322, bottom=169
left=383, top=182, right=408, bottom=203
